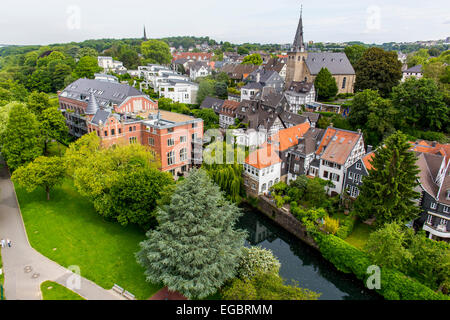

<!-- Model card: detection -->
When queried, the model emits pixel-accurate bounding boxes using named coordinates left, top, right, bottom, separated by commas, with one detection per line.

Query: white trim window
left=443, top=206, right=449, bottom=214
left=426, top=214, right=433, bottom=225
left=356, top=162, right=362, bottom=170
left=430, top=202, right=437, bottom=210
left=167, top=138, right=175, bottom=147
left=167, top=151, right=175, bottom=165
left=439, top=219, right=448, bottom=227
left=180, top=148, right=187, bottom=162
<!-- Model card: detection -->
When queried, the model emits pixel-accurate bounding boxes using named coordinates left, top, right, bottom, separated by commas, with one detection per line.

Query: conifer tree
left=314, top=68, right=338, bottom=100
left=354, top=131, right=421, bottom=226
left=136, top=169, right=246, bottom=299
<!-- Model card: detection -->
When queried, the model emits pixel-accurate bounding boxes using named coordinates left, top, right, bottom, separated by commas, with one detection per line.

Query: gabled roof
left=245, top=143, right=281, bottom=169
left=362, top=152, right=376, bottom=171
left=60, top=78, right=146, bottom=108
left=271, top=122, right=311, bottom=151
left=403, top=64, right=423, bottom=73
left=316, top=127, right=363, bottom=165
left=220, top=100, right=240, bottom=116
left=305, top=52, right=355, bottom=75
left=286, top=81, right=314, bottom=94
left=200, top=96, right=224, bottom=112
left=242, top=82, right=263, bottom=90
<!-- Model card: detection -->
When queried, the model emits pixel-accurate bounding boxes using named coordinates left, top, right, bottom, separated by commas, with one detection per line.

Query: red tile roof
left=316, top=128, right=362, bottom=165
left=270, top=122, right=311, bottom=151
left=362, top=152, right=375, bottom=171
left=245, top=143, right=281, bottom=169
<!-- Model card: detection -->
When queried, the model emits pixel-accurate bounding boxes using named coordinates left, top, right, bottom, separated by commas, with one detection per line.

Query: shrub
left=237, top=247, right=281, bottom=280
left=314, top=233, right=449, bottom=300
left=323, top=217, right=339, bottom=235
left=336, top=215, right=356, bottom=239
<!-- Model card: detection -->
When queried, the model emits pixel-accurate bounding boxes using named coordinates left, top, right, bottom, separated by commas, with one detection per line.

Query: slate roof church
left=285, top=8, right=356, bottom=94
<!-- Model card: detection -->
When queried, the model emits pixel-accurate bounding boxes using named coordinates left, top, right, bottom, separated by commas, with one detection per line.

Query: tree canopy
left=136, top=169, right=246, bottom=299
left=354, top=48, right=402, bottom=97
left=141, top=40, right=172, bottom=65
left=314, top=68, right=338, bottom=100
left=354, top=131, right=421, bottom=226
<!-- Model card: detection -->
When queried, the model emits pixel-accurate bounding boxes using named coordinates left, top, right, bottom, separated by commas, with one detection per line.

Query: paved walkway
left=0, top=158, right=123, bottom=300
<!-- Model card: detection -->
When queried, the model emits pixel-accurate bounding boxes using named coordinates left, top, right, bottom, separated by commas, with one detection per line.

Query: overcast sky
left=1, top=0, right=449, bottom=46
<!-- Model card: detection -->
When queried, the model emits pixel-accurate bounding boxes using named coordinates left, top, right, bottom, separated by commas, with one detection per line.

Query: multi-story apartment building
left=58, top=78, right=204, bottom=176
left=98, top=56, right=127, bottom=73
left=159, top=79, right=199, bottom=105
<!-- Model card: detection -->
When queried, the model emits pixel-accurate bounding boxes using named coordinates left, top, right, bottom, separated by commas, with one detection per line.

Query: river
left=237, top=206, right=381, bottom=300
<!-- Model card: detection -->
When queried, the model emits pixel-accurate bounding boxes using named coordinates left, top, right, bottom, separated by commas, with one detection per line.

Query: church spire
left=292, top=5, right=305, bottom=52
left=143, top=25, right=147, bottom=41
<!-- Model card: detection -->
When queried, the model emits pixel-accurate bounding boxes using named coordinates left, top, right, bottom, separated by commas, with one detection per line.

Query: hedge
left=314, top=233, right=449, bottom=300
left=335, top=216, right=356, bottom=239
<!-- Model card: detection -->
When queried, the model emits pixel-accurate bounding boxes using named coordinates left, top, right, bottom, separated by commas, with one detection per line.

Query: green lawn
left=40, top=281, right=85, bottom=300
left=15, top=179, right=161, bottom=300
left=344, top=221, right=375, bottom=250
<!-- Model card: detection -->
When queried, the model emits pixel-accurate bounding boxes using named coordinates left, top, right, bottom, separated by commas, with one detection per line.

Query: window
left=427, top=215, right=433, bottom=225
left=167, top=138, right=175, bottom=146
left=129, top=127, right=132, bottom=132
left=168, top=128, right=174, bottom=133
left=447, top=190, right=450, bottom=200
left=180, top=136, right=187, bottom=143
left=444, top=206, right=450, bottom=214
left=148, top=137, right=155, bottom=146
left=111, top=129, right=115, bottom=136
left=294, top=164, right=300, bottom=173
left=431, top=202, right=437, bottom=210
left=261, top=184, right=267, bottom=192
left=323, top=171, right=329, bottom=179
left=118, top=128, right=122, bottom=134
left=129, top=137, right=137, bottom=144
left=348, top=172, right=354, bottom=180
left=104, top=131, right=108, bottom=137
left=439, top=219, right=448, bottom=227
left=356, top=162, right=362, bottom=170
left=180, top=148, right=187, bottom=161
left=342, top=77, right=347, bottom=89
left=167, top=151, right=175, bottom=165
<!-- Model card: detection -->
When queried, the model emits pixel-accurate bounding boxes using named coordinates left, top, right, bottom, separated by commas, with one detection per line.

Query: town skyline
left=1, top=0, right=449, bottom=46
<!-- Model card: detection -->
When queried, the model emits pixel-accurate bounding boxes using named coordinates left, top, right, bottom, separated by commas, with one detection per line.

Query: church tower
left=143, top=25, right=148, bottom=41
left=285, top=7, right=308, bottom=87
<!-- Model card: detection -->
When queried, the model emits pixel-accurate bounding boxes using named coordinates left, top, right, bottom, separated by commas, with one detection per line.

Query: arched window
left=268, top=181, right=273, bottom=188
left=261, top=183, right=267, bottom=192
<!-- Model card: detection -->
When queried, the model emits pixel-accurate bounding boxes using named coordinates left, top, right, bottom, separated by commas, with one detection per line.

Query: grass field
left=40, top=281, right=85, bottom=300
left=344, top=222, right=375, bottom=250
left=15, top=179, right=161, bottom=300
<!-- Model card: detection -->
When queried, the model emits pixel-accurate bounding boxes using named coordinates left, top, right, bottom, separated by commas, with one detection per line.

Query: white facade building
left=98, top=56, right=126, bottom=73
left=159, top=80, right=199, bottom=104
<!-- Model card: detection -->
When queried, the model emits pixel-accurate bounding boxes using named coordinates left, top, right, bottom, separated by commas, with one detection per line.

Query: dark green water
left=237, top=207, right=381, bottom=300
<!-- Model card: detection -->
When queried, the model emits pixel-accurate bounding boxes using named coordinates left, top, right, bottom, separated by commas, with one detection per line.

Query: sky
left=0, top=0, right=449, bottom=46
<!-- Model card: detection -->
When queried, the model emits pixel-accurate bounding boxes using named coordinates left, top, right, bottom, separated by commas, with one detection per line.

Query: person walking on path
left=0, top=238, right=5, bottom=248
left=6, top=239, right=11, bottom=247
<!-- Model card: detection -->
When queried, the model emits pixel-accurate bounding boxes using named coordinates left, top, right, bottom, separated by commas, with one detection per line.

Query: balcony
left=423, top=223, right=450, bottom=239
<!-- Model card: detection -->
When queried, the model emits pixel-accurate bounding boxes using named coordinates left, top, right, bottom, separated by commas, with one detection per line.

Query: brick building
left=58, top=78, right=204, bottom=176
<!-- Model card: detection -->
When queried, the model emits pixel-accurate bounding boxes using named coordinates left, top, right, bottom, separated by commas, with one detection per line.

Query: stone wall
left=256, top=196, right=319, bottom=250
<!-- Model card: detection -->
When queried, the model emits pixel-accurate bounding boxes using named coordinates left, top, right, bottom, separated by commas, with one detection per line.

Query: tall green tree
left=196, top=79, right=216, bottom=105
left=391, top=77, right=448, bottom=131
left=191, top=108, right=219, bottom=131
left=354, top=131, right=421, bottom=226
left=348, top=89, right=397, bottom=146
left=141, top=40, right=172, bottom=65
left=27, top=91, right=51, bottom=115
left=354, top=48, right=402, bottom=97
left=314, top=68, right=338, bottom=101
left=101, top=167, right=174, bottom=228
left=1, top=103, right=43, bottom=171
left=73, top=56, right=101, bottom=79
left=136, top=169, right=246, bottom=299
left=40, top=106, right=68, bottom=155
left=12, top=156, right=65, bottom=200
left=344, top=44, right=367, bottom=67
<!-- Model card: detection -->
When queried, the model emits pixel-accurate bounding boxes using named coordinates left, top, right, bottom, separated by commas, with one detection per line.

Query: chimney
left=367, top=145, right=373, bottom=153
left=330, top=123, right=334, bottom=128
left=432, top=141, right=437, bottom=147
